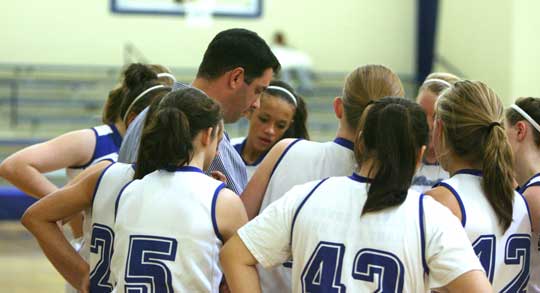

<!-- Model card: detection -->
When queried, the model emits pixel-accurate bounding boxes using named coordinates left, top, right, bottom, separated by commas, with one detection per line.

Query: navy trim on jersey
left=289, top=178, right=329, bottom=244
left=90, top=162, right=116, bottom=205
left=454, top=169, right=482, bottom=176
left=419, top=194, right=429, bottom=275
left=114, top=180, right=136, bottom=221
left=172, top=166, right=204, bottom=173
left=434, top=182, right=467, bottom=227
left=517, top=191, right=533, bottom=227
left=519, top=172, right=540, bottom=193
left=233, top=138, right=268, bottom=167
left=333, top=137, right=354, bottom=151
left=348, top=173, right=372, bottom=183
left=109, top=123, right=123, bottom=149
left=211, top=183, right=227, bottom=243
left=269, top=138, right=302, bottom=178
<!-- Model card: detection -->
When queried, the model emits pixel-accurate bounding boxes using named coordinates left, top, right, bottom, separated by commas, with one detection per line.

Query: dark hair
left=196, top=28, right=281, bottom=83
left=437, top=80, right=514, bottom=231
left=506, top=97, right=540, bottom=146
left=119, top=64, right=172, bottom=124
left=102, top=63, right=172, bottom=124
left=264, top=80, right=309, bottom=140
left=134, top=88, right=222, bottom=179
left=355, top=97, right=429, bottom=215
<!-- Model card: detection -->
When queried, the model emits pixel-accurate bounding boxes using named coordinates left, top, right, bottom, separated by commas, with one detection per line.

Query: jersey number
left=89, top=224, right=114, bottom=293
left=125, top=235, right=178, bottom=293
left=301, top=242, right=404, bottom=293
left=472, top=234, right=530, bottom=292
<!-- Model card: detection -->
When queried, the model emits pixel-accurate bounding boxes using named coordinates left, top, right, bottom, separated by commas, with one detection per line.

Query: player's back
left=258, top=138, right=355, bottom=292
left=262, top=138, right=355, bottom=209
left=81, top=162, right=135, bottom=293
left=111, top=166, right=225, bottom=293
left=436, top=170, right=532, bottom=291
left=288, top=175, right=480, bottom=292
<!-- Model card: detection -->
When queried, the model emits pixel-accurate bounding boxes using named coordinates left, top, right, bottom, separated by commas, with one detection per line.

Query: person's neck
left=423, top=150, right=438, bottom=164
left=192, top=77, right=224, bottom=103
left=444, top=154, right=481, bottom=176
left=241, top=137, right=263, bottom=164
left=114, top=120, right=126, bottom=137
left=514, top=144, right=540, bottom=186
left=357, top=158, right=375, bottom=178
left=187, top=151, right=206, bottom=171
left=335, top=122, right=355, bottom=142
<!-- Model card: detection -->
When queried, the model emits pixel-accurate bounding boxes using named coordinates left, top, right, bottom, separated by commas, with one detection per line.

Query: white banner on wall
left=111, top=0, right=262, bottom=18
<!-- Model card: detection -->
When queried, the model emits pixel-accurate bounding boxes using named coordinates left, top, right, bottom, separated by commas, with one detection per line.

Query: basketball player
left=240, top=64, right=404, bottom=293
left=411, top=72, right=460, bottom=193
left=221, top=97, right=492, bottom=292
left=505, top=97, right=540, bottom=292
left=426, top=81, right=532, bottom=291
left=22, top=88, right=247, bottom=292
left=232, top=80, right=309, bottom=179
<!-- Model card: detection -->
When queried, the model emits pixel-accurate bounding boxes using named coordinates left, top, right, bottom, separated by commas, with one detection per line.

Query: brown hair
left=342, top=65, right=404, bottom=130
left=134, top=88, right=223, bottom=179
left=436, top=80, right=515, bottom=231
left=505, top=97, right=540, bottom=146
left=101, top=63, right=172, bottom=124
left=419, top=72, right=460, bottom=96
left=355, top=97, right=429, bottom=214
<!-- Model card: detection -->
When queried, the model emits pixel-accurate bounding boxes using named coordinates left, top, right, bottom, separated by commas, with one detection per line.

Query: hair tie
left=123, top=85, right=166, bottom=123
left=266, top=86, right=297, bottom=106
left=157, top=72, right=177, bottom=82
left=487, top=121, right=501, bottom=132
left=510, top=104, right=540, bottom=133
left=423, top=78, right=452, bottom=88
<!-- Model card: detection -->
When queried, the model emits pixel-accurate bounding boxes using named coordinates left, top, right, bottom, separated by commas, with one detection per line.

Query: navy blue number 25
left=89, top=224, right=115, bottom=293
left=125, top=235, right=178, bottom=293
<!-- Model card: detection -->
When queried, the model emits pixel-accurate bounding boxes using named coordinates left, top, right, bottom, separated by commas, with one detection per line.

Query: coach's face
left=224, top=68, right=273, bottom=123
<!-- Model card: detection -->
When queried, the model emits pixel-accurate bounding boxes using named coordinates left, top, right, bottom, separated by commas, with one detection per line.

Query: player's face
left=225, top=68, right=273, bottom=123
left=246, top=94, right=295, bottom=153
left=416, top=89, right=437, bottom=161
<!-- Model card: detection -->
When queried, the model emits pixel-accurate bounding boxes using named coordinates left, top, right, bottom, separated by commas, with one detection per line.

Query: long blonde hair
left=342, top=65, right=404, bottom=130
left=436, top=80, right=514, bottom=231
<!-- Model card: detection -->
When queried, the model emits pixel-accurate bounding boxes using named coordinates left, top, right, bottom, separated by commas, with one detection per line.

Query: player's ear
left=333, top=97, right=343, bottom=119
left=200, top=127, right=213, bottom=146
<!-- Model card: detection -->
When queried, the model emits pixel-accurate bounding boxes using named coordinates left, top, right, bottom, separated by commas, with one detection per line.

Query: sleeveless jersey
left=238, top=175, right=483, bottom=292
left=231, top=137, right=267, bottom=180
left=411, top=162, right=449, bottom=193
left=66, top=124, right=123, bottom=180
left=518, top=173, right=540, bottom=293
left=110, top=166, right=225, bottom=293
left=435, top=169, right=532, bottom=291
left=80, top=162, right=135, bottom=293
left=258, top=137, right=355, bottom=293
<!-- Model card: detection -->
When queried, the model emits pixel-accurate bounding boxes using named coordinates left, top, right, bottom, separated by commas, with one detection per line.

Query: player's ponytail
left=356, top=97, right=429, bottom=215
left=437, top=81, right=514, bottom=231
left=134, top=88, right=223, bottom=179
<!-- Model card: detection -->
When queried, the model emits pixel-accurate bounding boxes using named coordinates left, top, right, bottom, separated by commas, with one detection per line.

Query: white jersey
left=258, top=137, right=355, bottom=292
left=110, top=166, right=225, bottom=293
left=436, top=169, right=532, bottom=291
left=238, top=175, right=484, bottom=292
left=411, top=162, right=449, bottom=193
left=81, top=163, right=134, bottom=293
left=518, top=173, right=540, bottom=293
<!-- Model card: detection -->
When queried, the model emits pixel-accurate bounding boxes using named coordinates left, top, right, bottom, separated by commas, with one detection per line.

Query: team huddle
left=0, top=28, right=539, bottom=292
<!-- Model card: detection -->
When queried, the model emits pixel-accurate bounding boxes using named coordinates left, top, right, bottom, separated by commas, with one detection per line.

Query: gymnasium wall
left=437, top=0, right=540, bottom=104
left=0, top=0, right=416, bottom=75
